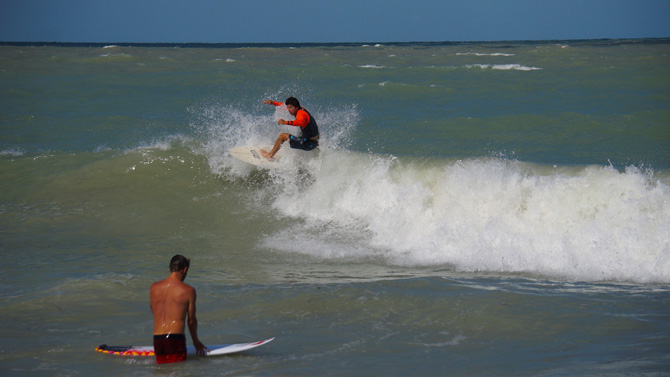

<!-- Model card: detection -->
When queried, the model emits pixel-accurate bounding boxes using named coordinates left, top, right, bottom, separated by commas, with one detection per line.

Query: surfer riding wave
left=260, top=97, right=320, bottom=160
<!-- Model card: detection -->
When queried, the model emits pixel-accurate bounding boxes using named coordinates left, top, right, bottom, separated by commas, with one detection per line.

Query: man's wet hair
left=285, top=97, right=300, bottom=108
left=169, top=254, right=190, bottom=272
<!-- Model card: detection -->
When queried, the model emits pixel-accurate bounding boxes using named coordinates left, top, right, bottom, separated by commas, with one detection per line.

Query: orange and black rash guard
left=271, top=101, right=319, bottom=140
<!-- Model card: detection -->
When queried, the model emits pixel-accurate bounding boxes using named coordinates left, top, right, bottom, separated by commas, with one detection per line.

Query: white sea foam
left=263, top=154, right=670, bottom=283
left=359, top=64, right=386, bottom=69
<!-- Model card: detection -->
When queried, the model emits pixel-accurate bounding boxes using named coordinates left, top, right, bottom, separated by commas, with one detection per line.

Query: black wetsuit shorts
left=289, top=135, right=319, bottom=151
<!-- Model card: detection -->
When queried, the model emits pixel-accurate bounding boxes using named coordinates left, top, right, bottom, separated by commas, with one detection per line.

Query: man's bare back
left=150, top=255, right=207, bottom=362
left=150, top=275, right=194, bottom=335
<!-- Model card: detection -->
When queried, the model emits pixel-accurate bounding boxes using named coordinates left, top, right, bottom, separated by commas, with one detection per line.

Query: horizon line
left=1, top=37, right=669, bottom=48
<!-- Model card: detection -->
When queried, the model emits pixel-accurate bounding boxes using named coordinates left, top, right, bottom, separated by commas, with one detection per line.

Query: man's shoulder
left=175, top=280, right=196, bottom=295
left=297, top=108, right=312, bottom=117
left=150, top=278, right=189, bottom=290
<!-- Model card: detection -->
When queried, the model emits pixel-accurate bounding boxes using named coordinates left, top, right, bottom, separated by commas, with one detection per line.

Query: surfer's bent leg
left=261, top=133, right=290, bottom=160
left=154, top=334, right=187, bottom=364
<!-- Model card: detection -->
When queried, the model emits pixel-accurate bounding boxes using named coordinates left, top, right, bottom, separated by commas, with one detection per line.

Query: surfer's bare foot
left=259, top=149, right=274, bottom=161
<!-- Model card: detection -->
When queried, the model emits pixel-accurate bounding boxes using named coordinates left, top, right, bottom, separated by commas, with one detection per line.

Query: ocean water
left=1, top=39, right=669, bottom=376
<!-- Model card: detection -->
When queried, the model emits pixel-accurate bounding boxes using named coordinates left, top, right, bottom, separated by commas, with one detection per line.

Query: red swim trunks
left=153, top=334, right=187, bottom=364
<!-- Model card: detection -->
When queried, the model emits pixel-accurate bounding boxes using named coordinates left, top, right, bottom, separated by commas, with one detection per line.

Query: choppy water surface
left=1, top=39, right=669, bottom=376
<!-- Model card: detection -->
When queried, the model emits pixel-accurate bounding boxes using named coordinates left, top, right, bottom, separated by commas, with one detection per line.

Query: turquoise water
left=1, top=40, right=669, bottom=376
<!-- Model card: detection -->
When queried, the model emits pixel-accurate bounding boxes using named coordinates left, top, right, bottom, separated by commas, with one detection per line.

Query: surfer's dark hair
left=169, top=254, right=190, bottom=272
left=285, top=97, right=300, bottom=108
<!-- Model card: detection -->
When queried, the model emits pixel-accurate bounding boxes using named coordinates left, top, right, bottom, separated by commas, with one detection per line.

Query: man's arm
left=285, top=109, right=309, bottom=128
left=263, top=100, right=283, bottom=106
left=264, top=100, right=307, bottom=127
left=187, top=288, right=208, bottom=356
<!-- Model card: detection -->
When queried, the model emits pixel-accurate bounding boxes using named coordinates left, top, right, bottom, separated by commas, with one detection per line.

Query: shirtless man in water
left=150, top=255, right=208, bottom=363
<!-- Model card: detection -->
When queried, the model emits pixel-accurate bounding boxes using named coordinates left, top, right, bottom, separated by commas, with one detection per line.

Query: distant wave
left=456, top=52, right=515, bottom=56
left=466, top=63, right=542, bottom=71
left=355, top=63, right=542, bottom=71
left=99, top=53, right=132, bottom=58
left=0, top=148, right=24, bottom=157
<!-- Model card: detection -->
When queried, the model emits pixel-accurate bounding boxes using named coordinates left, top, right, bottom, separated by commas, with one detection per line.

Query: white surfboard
left=95, top=337, right=274, bottom=357
left=229, top=146, right=282, bottom=166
